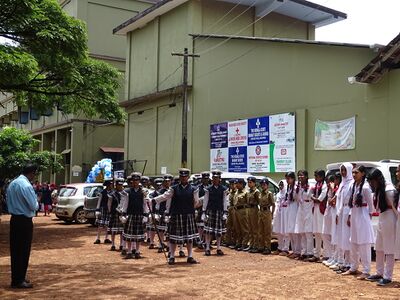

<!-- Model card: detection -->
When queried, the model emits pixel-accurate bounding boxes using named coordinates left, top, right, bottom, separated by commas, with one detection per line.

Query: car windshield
left=59, top=187, right=77, bottom=197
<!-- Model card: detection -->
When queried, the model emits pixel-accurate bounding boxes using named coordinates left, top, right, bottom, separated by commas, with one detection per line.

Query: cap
left=141, top=176, right=150, bottom=182
left=130, top=172, right=142, bottom=180
left=115, top=178, right=125, bottom=185
left=103, top=179, right=113, bottom=186
left=178, top=168, right=191, bottom=177
left=211, top=170, right=222, bottom=178
left=237, top=178, right=246, bottom=185
left=163, top=174, right=173, bottom=181
left=247, top=176, right=256, bottom=182
left=154, top=178, right=163, bottom=185
left=228, top=178, right=237, bottom=184
left=260, top=178, right=269, bottom=185
left=201, top=171, right=210, bottom=179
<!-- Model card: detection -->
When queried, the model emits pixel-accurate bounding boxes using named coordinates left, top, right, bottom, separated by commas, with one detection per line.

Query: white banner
left=247, top=144, right=270, bottom=173
left=314, top=117, right=356, bottom=150
left=228, top=120, right=248, bottom=147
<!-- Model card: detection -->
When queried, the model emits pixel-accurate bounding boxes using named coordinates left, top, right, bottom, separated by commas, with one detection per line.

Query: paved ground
left=0, top=214, right=399, bottom=299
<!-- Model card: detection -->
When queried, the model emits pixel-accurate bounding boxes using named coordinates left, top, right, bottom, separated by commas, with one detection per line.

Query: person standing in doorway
left=7, top=163, right=39, bottom=289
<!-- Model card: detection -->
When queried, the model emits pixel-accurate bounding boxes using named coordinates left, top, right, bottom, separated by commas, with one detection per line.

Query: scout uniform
left=225, top=179, right=237, bottom=248
left=107, top=178, right=127, bottom=251
left=202, top=170, right=228, bottom=256
left=246, top=176, right=260, bottom=253
left=94, top=179, right=113, bottom=244
left=195, top=172, right=210, bottom=249
left=155, top=174, right=173, bottom=253
left=147, top=178, right=163, bottom=249
left=122, top=172, right=149, bottom=259
left=152, top=168, right=200, bottom=265
left=257, top=178, right=275, bottom=254
left=233, top=179, right=249, bottom=251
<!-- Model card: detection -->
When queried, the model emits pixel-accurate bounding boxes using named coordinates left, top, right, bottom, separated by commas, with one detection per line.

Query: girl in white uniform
left=334, top=163, right=353, bottom=273
left=342, top=165, right=374, bottom=280
left=366, top=168, right=397, bottom=286
left=285, top=172, right=301, bottom=258
left=395, top=165, right=400, bottom=261
left=279, top=172, right=296, bottom=256
left=294, top=170, right=313, bottom=260
left=272, top=180, right=286, bottom=254
left=309, top=169, right=328, bottom=262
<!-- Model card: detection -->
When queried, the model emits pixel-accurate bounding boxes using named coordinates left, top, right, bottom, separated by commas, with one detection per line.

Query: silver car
left=55, top=183, right=102, bottom=224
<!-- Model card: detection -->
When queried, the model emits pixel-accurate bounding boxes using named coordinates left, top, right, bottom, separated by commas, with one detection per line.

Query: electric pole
left=171, top=48, right=200, bottom=168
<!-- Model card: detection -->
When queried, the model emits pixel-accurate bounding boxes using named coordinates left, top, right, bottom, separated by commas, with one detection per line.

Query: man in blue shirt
left=7, top=163, right=39, bottom=289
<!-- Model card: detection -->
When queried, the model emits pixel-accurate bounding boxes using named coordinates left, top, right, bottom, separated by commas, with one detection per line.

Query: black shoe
left=263, top=249, right=271, bottom=255
left=234, top=245, right=242, bottom=250
left=249, top=248, right=258, bottom=253
left=197, top=244, right=205, bottom=250
left=147, top=238, right=150, bottom=243
left=119, top=246, right=123, bottom=251
left=216, top=249, right=224, bottom=256
left=121, top=249, right=127, bottom=256
left=187, top=257, right=198, bottom=264
left=124, top=253, right=133, bottom=259
left=205, top=250, right=211, bottom=256
left=377, top=278, right=392, bottom=286
left=149, top=244, right=155, bottom=249
left=243, top=246, right=251, bottom=252
left=93, top=239, right=101, bottom=244
left=168, top=257, right=175, bottom=265
left=228, top=245, right=236, bottom=249
left=367, top=274, right=383, bottom=282
left=104, top=239, right=112, bottom=244
left=11, top=281, right=33, bottom=289
left=158, top=247, right=164, bottom=253
left=110, top=246, right=116, bottom=251
left=134, top=252, right=141, bottom=259
left=179, top=250, right=186, bottom=257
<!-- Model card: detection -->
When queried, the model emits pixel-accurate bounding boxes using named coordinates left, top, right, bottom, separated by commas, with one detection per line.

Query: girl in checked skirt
left=107, top=178, right=127, bottom=251
left=94, top=179, right=113, bottom=244
left=122, top=172, right=150, bottom=259
left=366, top=169, right=397, bottom=286
left=342, top=165, right=375, bottom=280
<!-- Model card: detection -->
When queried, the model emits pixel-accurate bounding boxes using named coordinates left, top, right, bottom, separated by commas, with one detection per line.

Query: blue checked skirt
left=107, top=212, right=124, bottom=234
left=204, top=210, right=226, bottom=237
left=168, top=214, right=198, bottom=244
left=95, top=207, right=110, bottom=227
left=123, top=214, right=145, bottom=242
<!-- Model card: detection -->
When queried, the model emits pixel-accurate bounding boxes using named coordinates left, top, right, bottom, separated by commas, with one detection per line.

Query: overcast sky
left=314, top=0, right=400, bottom=45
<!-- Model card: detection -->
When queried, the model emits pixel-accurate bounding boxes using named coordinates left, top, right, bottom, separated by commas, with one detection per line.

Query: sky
left=313, top=0, right=400, bottom=45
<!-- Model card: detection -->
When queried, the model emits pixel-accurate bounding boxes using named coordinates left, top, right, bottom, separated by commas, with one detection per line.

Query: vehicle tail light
left=372, top=212, right=379, bottom=217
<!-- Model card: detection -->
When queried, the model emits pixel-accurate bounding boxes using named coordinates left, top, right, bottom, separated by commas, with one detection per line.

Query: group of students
left=93, top=169, right=230, bottom=265
left=273, top=164, right=400, bottom=286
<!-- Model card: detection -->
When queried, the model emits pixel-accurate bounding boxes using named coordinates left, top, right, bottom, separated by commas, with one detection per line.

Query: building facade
left=0, top=0, right=155, bottom=183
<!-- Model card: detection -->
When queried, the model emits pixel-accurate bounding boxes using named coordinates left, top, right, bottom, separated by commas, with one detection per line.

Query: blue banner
left=228, top=146, right=247, bottom=172
left=210, top=122, right=228, bottom=149
left=248, top=116, right=269, bottom=145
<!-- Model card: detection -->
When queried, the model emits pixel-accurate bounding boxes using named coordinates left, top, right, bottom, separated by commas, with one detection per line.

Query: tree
left=0, top=127, right=63, bottom=183
left=0, top=0, right=125, bottom=123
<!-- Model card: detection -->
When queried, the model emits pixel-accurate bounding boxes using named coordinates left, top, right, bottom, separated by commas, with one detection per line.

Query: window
left=59, top=187, right=77, bottom=197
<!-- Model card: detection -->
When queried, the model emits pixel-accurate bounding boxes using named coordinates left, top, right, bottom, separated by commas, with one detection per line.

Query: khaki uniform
left=246, top=188, right=261, bottom=249
left=224, top=188, right=237, bottom=245
left=258, top=190, right=275, bottom=250
left=233, top=189, right=249, bottom=247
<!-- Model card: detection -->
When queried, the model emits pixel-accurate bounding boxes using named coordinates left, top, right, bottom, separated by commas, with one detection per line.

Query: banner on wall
left=210, top=112, right=295, bottom=173
left=314, top=117, right=355, bottom=150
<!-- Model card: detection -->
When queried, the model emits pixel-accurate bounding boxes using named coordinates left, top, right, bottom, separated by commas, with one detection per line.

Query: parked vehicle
left=190, top=172, right=279, bottom=194
left=83, top=185, right=104, bottom=225
left=55, top=183, right=102, bottom=224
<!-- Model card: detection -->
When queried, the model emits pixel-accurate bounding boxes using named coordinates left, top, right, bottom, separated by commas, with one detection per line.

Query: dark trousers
left=10, top=215, right=33, bottom=285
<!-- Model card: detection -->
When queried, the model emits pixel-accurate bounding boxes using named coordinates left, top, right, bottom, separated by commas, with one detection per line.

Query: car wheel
left=74, top=207, right=88, bottom=224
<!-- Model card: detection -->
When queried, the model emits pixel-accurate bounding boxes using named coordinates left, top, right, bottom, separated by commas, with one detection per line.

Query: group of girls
left=273, top=163, right=400, bottom=286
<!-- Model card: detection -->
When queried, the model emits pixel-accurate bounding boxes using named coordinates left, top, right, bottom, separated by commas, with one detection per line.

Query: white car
left=326, top=160, right=400, bottom=249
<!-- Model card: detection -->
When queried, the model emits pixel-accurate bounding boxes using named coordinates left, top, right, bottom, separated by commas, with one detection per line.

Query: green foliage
left=0, top=127, right=63, bottom=182
left=0, top=0, right=125, bottom=123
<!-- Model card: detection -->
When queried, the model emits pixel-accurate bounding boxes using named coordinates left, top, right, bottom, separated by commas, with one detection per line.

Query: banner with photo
left=314, top=117, right=355, bottom=150
left=210, top=112, right=295, bottom=173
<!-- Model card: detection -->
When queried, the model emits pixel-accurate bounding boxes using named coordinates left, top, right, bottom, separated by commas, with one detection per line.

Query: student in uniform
left=107, top=178, right=127, bottom=251
left=225, top=179, right=237, bottom=249
left=294, top=170, right=313, bottom=260
left=155, top=174, right=173, bottom=253
left=94, top=179, right=113, bottom=244
left=147, top=178, right=163, bottom=249
left=152, top=168, right=201, bottom=265
left=272, top=180, right=286, bottom=254
left=309, top=169, right=327, bottom=262
left=395, top=165, right=400, bottom=263
left=122, top=172, right=150, bottom=259
left=342, top=165, right=375, bottom=280
left=233, top=179, right=249, bottom=251
left=202, top=170, right=228, bottom=256
left=366, top=169, right=397, bottom=286
left=196, top=172, right=210, bottom=249
left=246, top=176, right=261, bottom=253
left=257, top=178, right=275, bottom=255
left=285, top=172, right=300, bottom=258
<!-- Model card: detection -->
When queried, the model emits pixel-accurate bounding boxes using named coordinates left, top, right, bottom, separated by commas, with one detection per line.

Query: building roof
left=190, top=33, right=371, bottom=49
left=355, top=33, right=400, bottom=84
left=113, top=0, right=347, bottom=35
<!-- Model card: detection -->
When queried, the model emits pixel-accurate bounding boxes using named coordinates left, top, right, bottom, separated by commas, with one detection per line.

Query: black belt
left=235, top=205, right=246, bottom=210
left=248, top=204, right=258, bottom=208
left=260, top=207, right=271, bottom=211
